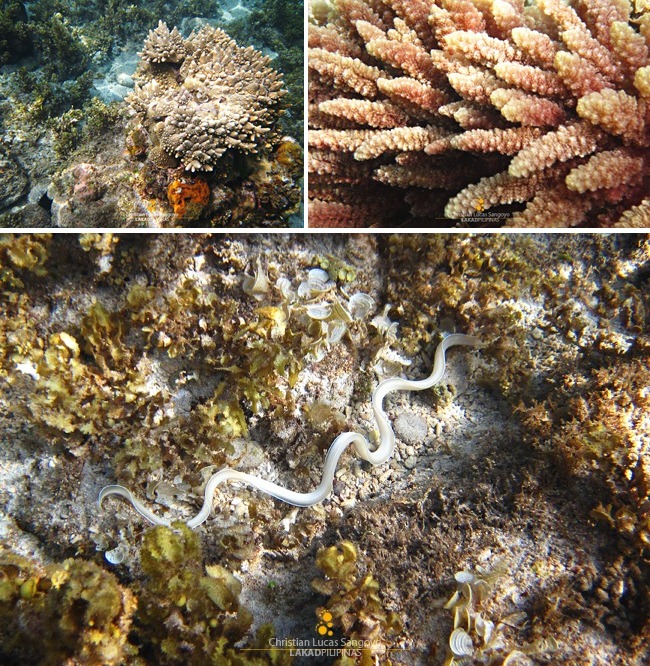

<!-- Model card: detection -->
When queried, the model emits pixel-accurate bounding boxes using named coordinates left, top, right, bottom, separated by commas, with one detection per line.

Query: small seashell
left=449, top=628, right=474, bottom=657
left=454, top=571, right=475, bottom=584
left=327, top=320, right=347, bottom=344
left=276, top=277, right=295, bottom=302
left=475, top=614, right=494, bottom=645
left=331, top=299, right=352, bottom=323
left=348, top=292, right=375, bottom=320
left=105, top=543, right=128, bottom=565
left=385, top=321, right=399, bottom=340
left=444, top=589, right=461, bottom=610
left=305, top=303, right=332, bottom=320
left=242, top=257, right=269, bottom=300
left=370, top=304, right=392, bottom=333
left=307, top=268, right=333, bottom=292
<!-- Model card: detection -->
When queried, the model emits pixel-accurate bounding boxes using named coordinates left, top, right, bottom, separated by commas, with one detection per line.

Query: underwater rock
left=220, top=0, right=253, bottom=23
left=93, top=51, right=139, bottom=104
left=47, top=162, right=142, bottom=228
left=0, top=152, right=28, bottom=210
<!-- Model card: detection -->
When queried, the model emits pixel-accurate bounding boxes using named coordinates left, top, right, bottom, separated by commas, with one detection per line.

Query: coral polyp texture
left=128, top=21, right=286, bottom=173
left=308, top=0, right=650, bottom=228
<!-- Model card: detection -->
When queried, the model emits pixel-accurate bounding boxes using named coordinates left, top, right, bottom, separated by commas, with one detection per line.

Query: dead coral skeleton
left=308, top=0, right=650, bottom=228
left=99, top=334, right=481, bottom=529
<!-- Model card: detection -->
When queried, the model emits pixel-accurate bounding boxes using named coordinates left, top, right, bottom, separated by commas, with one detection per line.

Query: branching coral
left=127, top=21, right=286, bottom=172
left=308, top=0, right=650, bottom=228
left=100, top=333, right=481, bottom=528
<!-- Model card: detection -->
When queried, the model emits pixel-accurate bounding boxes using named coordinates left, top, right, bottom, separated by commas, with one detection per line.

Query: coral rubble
left=308, top=0, right=650, bottom=228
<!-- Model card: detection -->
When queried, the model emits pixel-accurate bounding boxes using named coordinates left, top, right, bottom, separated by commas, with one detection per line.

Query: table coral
left=128, top=21, right=286, bottom=172
left=308, top=0, right=650, bottom=228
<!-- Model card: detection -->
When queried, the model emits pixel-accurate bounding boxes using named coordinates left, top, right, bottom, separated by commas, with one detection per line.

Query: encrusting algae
left=167, top=179, right=211, bottom=221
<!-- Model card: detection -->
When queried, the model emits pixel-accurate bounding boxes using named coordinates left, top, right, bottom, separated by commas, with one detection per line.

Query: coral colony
left=122, top=21, right=300, bottom=226
left=308, top=0, right=650, bottom=228
left=128, top=22, right=286, bottom=172
left=0, top=1, right=303, bottom=228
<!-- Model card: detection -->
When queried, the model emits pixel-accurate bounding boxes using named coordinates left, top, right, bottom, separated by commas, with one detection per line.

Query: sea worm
left=99, top=333, right=481, bottom=529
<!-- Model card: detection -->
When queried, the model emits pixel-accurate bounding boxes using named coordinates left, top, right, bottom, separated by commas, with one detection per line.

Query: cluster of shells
left=126, top=21, right=286, bottom=172
left=242, top=261, right=395, bottom=361
left=444, top=564, right=558, bottom=665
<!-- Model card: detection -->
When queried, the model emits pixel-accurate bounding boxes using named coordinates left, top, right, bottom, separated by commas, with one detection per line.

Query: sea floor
left=0, top=232, right=648, bottom=665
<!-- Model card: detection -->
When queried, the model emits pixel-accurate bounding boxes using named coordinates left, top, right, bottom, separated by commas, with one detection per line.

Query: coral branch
left=309, top=0, right=650, bottom=227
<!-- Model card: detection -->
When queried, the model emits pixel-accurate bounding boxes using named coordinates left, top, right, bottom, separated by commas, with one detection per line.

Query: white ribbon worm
left=99, top=333, right=481, bottom=529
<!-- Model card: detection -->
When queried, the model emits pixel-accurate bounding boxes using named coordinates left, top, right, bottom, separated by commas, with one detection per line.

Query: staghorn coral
left=308, top=0, right=650, bottom=228
left=127, top=21, right=286, bottom=172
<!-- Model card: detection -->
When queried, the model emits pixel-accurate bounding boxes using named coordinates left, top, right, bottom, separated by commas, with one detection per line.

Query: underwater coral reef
left=308, top=0, right=650, bottom=228
left=0, top=0, right=304, bottom=228
left=1, top=233, right=649, bottom=665
left=127, top=21, right=286, bottom=172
